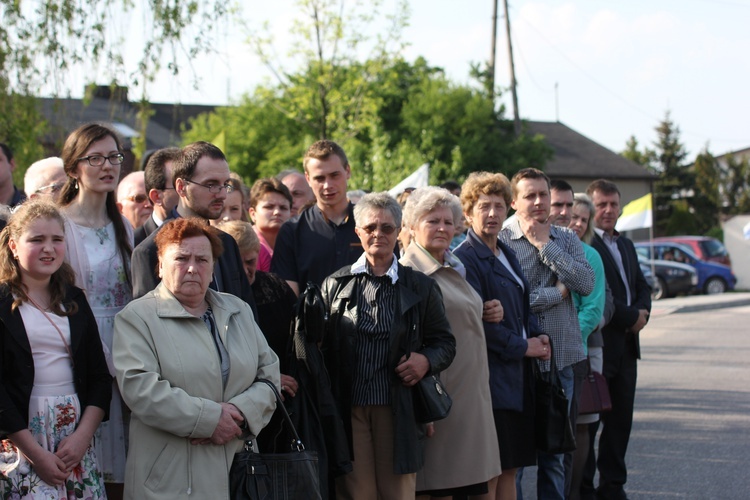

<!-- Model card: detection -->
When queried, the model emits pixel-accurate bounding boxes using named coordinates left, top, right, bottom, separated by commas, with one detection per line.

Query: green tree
left=651, top=111, right=691, bottom=236
left=723, top=154, right=750, bottom=215
left=1, top=0, right=233, bottom=173
left=621, top=135, right=655, bottom=169
left=692, top=148, right=721, bottom=233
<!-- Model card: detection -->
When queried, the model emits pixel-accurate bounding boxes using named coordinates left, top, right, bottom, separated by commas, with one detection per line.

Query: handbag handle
left=253, top=378, right=306, bottom=452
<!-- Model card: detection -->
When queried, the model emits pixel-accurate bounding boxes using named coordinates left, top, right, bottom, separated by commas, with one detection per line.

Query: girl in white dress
left=0, top=199, right=111, bottom=499
left=57, top=123, right=134, bottom=499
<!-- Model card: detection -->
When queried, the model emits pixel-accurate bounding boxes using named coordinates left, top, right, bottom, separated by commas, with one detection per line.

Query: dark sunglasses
left=123, top=194, right=150, bottom=204
left=359, top=223, right=397, bottom=235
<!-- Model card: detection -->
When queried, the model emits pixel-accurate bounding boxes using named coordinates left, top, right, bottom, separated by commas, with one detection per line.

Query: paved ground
left=519, top=293, right=750, bottom=499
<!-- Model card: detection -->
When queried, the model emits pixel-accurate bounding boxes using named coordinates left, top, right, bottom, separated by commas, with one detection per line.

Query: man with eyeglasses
left=131, top=141, right=257, bottom=317
left=24, top=156, right=67, bottom=202
left=116, top=171, right=153, bottom=230
left=0, top=143, right=27, bottom=208
left=136, top=147, right=181, bottom=245
left=271, top=140, right=363, bottom=295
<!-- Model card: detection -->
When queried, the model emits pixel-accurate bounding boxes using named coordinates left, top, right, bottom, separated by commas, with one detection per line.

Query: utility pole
left=503, top=0, right=521, bottom=136
left=489, top=0, right=498, bottom=102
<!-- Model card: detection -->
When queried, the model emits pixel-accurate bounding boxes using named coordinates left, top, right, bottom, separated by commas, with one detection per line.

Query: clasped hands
left=191, top=402, right=245, bottom=446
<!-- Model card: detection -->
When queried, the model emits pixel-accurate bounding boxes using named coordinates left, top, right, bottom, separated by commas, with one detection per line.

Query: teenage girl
left=0, top=199, right=112, bottom=499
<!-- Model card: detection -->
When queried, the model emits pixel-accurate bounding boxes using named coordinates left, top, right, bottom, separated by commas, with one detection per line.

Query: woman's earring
left=73, top=178, right=79, bottom=190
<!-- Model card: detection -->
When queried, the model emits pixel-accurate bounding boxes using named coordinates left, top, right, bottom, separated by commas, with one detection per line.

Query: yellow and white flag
left=616, top=193, right=652, bottom=231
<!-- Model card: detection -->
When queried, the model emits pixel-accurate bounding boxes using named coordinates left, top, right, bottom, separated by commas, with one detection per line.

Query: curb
left=651, top=296, right=750, bottom=317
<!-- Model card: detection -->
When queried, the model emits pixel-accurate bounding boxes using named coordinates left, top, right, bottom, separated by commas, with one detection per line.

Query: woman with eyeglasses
left=58, top=123, right=134, bottom=499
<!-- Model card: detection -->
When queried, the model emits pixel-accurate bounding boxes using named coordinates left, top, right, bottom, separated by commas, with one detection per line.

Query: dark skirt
left=417, top=480, right=489, bottom=498
left=493, top=359, right=536, bottom=470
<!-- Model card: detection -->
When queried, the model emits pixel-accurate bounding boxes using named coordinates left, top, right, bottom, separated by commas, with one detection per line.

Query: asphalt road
left=520, top=303, right=750, bottom=499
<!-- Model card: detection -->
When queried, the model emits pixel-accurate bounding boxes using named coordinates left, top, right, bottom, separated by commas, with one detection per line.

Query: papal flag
left=212, top=131, right=226, bottom=153
left=616, top=193, right=652, bottom=231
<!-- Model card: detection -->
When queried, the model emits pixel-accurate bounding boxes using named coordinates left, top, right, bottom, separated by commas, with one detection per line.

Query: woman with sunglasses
left=320, top=192, right=455, bottom=499
left=58, top=123, right=134, bottom=499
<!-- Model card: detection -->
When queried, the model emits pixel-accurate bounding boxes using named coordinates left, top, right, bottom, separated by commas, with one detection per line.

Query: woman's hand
left=31, top=450, right=69, bottom=486
left=395, top=352, right=430, bottom=387
left=525, top=334, right=551, bottom=360
left=55, top=432, right=91, bottom=471
left=191, top=403, right=244, bottom=446
left=482, top=299, right=504, bottom=323
left=280, top=374, right=299, bottom=401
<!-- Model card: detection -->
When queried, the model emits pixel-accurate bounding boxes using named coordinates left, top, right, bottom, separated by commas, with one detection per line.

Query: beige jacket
left=113, top=284, right=280, bottom=499
left=401, top=244, right=501, bottom=490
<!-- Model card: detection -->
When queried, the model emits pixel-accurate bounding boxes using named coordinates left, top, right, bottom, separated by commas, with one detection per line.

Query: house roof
left=38, top=93, right=216, bottom=151
left=526, top=121, right=655, bottom=180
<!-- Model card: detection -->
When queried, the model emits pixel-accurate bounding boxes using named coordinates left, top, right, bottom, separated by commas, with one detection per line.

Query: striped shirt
left=499, top=219, right=594, bottom=370
left=350, top=258, right=398, bottom=406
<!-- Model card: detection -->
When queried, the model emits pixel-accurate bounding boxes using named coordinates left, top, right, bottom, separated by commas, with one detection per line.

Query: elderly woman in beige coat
left=113, top=218, right=280, bottom=500
left=400, top=187, right=502, bottom=499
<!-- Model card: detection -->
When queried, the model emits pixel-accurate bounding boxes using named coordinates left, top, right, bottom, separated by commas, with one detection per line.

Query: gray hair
left=24, top=157, right=64, bottom=194
left=402, top=186, right=462, bottom=229
left=573, top=192, right=595, bottom=244
left=353, top=192, right=402, bottom=227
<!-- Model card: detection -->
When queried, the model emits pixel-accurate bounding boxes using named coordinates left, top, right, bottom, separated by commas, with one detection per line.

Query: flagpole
left=649, top=192, right=655, bottom=291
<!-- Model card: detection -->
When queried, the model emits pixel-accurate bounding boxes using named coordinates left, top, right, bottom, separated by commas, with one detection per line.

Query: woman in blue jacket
left=454, top=172, right=550, bottom=500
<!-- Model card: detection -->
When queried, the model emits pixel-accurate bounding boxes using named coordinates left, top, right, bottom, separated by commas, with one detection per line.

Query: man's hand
left=630, top=309, right=649, bottom=333
left=555, top=280, right=569, bottom=299
left=518, top=215, right=551, bottom=250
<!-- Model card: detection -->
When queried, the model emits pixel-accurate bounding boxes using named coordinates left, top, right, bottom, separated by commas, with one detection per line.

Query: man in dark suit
left=135, top=147, right=181, bottom=246
left=586, top=179, right=651, bottom=500
left=131, top=142, right=256, bottom=317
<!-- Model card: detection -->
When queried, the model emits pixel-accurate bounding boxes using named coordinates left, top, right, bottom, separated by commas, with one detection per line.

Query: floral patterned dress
left=73, top=222, right=131, bottom=483
left=0, top=306, right=106, bottom=499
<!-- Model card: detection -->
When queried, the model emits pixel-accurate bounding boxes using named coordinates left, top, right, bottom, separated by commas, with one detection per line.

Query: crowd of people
left=0, top=124, right=651, bottom=500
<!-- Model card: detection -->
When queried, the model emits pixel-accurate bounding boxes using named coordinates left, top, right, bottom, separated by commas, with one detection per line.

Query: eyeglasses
left=184, top=179, right=234, bottom=194
left=35, top=182, right=64, bottom=195
left=123, top=194, right=150, bottom=204
left=77, top=153, right=125, bottom=167
left=358, top=223, right=397, bottom=235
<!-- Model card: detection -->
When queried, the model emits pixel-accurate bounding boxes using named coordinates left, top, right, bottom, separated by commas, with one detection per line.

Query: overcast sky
left=106, top=0, right=750, bottom=162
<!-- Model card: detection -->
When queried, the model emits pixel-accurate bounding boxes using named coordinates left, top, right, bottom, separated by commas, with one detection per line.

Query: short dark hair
left=144, top=147, right=181, bottom=192
left=173, top=142, right=226, bottom=182
left=249, top=177, right=293, bottom=208
left=439, top=180, right=461, bottom=192
left=303, top=140, right=348, bottom=172
left=155, top=217, right=224, bottom=260
left=586, top=179, right=620, bottom=198
left=510, top=168, right=550, bottom=198
left=0, top=143, right=13, bottom=162
left=550, top=179, right=573, bottom=194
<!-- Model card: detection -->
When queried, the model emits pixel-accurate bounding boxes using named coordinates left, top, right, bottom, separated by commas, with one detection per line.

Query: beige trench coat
left=401, top=244, right=502, bottom=491
left=113, top=284, right=280, bottom=500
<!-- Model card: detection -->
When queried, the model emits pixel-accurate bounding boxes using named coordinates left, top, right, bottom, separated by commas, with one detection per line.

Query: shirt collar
left=594, top=226, right=619, bottom=243
left=351, top=252, right=399, bottom=284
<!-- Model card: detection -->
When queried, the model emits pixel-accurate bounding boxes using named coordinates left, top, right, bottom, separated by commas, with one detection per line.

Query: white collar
left=351, top=252, right=399, bottom=284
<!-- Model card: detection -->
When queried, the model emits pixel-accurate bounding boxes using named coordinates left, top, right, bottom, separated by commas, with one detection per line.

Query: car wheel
left=704, top=277, right=727, bottom=295
left=652, top=277, right=667, bottom=300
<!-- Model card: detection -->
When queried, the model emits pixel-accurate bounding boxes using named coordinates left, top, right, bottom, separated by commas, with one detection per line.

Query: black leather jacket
left=321, top=263, right=455, bottom=474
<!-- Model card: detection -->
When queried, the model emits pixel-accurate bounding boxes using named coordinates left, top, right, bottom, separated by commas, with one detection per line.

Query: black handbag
left=413, top=372, right=453, bottom=424
left=579, top=359, right=612, bottom=415
left=534, top=340, right=576, bottom=454
left=229, top=379, right=322, bottom=500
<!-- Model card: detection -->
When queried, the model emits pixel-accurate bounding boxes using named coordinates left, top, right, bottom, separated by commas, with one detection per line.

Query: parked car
left=653, top=236, right=731, bottom=267
left=637, top=255, right=698, bottom=300
left=634, top=242, right=737, bottom=294
left=640, top=262, right=656, bottom=297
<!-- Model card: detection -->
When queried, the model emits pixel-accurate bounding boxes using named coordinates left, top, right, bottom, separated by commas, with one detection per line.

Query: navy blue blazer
left=591, top=233, right=651, bottom=360
left=455, top=228, right=542, bottom=412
